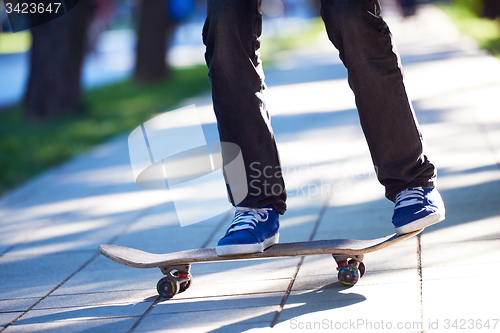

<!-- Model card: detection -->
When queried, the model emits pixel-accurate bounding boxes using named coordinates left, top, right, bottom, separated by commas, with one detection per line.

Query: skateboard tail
left=98, top=244, right=167, bottom=268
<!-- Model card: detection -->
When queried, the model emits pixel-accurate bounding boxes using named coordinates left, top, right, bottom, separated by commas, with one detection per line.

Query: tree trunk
left=25, top=2, right=94, bottom=121
left=134, top=0, right=176, bottom=83
left=483, top=0, right=500, bottom=19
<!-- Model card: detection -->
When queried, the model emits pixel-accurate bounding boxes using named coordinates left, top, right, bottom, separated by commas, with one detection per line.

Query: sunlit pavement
left=1, top=4, right=500, bottom=332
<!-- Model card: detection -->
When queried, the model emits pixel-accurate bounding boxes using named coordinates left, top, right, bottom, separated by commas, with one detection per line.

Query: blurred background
left=0, top=0, right=499, bottom=197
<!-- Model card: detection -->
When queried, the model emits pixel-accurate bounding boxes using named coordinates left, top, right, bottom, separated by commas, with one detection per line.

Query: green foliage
left=260, top=17, right=326, bottom=66
left=0, top=32, right=32, bottom=54
left=439, top=1, right=500, bottom=58
left=451, top=0, right=483, bottom=15
left=0, top=65, right=210, bottom=196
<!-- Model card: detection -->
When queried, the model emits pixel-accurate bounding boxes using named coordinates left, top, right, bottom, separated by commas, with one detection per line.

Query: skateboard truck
left=334, top=254, right=365, bottom=286
left=157, top=264, right=192, bottom=298
left=155, top=256, right=367, bottom=298
left=156, top=256, right=367, bottom=297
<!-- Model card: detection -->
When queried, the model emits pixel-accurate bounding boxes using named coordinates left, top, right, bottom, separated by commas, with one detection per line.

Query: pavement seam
left=0, top=183, right=159, bottom=260
left=269, top=193, right=331, bottom=328
left=0, top=252, right=99, bottom=332
left=417, top=233, right=424, bottom=333
left=0, top=162, right=142, bottom=257
left=0, top=203, right=160, bottom=331
left=126, top=296, right=162, bottom=333
left=0, top=210, right=231, bottom=332
left=125, top=211, right=231, bottom=332
left=270, top=256, right=305, bottom=328
left=0, top=219, right=54, bottom=257
left=477, top=122, right=500, bottom=170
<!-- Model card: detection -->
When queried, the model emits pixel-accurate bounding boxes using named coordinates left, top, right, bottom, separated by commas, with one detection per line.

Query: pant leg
left=202, top=0, right=287, bottom=213
left=319, top=0, right=436, bottom=202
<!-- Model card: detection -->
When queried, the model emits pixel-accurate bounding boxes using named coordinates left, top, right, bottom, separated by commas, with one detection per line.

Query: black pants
left=202, top=0, right=436, bottom=214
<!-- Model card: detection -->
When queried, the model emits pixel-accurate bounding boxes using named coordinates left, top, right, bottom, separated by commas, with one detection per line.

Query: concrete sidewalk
left=1, top=4, right=500, bottom=332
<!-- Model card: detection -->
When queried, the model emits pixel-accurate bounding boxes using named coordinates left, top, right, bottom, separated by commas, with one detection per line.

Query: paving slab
left=0, top=252, right=94, bottom=299
left=136, top=304, right=278, bottom=332
left=16, top=302, right=151, bottom=326
left=4, top=317, right=138, bottom=333
left=422, top=275, right=500, bottom=331
left=276, top=281, right=421, bottom=332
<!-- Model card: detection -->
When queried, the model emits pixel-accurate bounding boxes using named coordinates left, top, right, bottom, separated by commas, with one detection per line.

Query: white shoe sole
left=395, top=212, right=445, bottom=236
left=216, top=233, right=279, bottom=256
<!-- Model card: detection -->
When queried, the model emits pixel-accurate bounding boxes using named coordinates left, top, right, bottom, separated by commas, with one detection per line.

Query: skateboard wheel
left=157, top=276, right=180, bottom=298
left=358, top=262, right=366, bottom=278
left=338, top=265, right=359, bottom=286
left=348, top=259, right=366, bottom=278
left=175, top=272, right=193, bottom=293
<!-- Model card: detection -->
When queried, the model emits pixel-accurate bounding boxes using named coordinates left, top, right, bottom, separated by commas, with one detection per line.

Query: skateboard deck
left=99, top=229, right=423, bottom=298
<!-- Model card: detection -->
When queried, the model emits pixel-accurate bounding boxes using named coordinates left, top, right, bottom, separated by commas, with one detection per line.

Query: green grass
left=438, top=2, right=500, bottom=58
left=0, top=31, right=32, bottom=54
left=0, top=65, right=210, bottom=196
left=260, top=17, right=326, bottom=66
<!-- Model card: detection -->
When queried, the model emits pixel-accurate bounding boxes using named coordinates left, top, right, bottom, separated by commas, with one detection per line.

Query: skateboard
left=98, top=229, right=423, bottom=298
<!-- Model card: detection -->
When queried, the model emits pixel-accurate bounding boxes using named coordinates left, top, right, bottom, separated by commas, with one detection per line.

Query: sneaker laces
left=394, top=187, right=424, bottom=210
left=227, top=207, right=272, bottom=233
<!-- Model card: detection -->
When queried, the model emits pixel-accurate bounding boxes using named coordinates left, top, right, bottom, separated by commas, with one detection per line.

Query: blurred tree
left=483, top=0, right=500, bottom=19
left=25, top=2, right=95, bottom=121
left=397, top=0, right=417, bottom=17
left=134, top=0, right=177, bottom=83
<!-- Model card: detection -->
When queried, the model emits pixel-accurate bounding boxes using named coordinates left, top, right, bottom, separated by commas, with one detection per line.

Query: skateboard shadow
left=204, top=282, right=366, bottom=332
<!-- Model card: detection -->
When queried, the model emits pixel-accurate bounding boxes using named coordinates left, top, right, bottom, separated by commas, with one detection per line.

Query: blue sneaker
left=216, top=205, right=279, bottom=256
left=392, top=187, right=445, bottom=235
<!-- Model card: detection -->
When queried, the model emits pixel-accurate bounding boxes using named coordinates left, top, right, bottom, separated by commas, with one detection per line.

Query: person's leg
left=203, top=0, right=285, bottom=254
left=203, top=0, right=286, bottom=214
left=320, top=0, right=444, bottom=233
